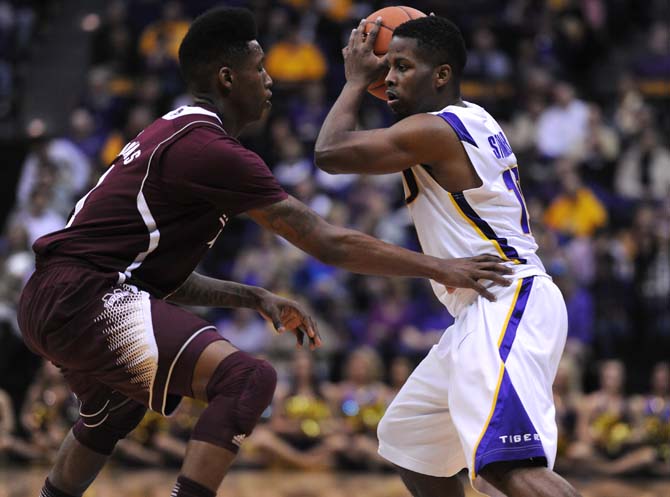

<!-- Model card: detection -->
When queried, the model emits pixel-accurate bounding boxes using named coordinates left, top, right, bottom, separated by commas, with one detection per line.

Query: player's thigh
left=443, top=276, right=567, bottom=480
left=58, top=283, right=228, bottom=415
left=377, top=346, right=467, bottom=478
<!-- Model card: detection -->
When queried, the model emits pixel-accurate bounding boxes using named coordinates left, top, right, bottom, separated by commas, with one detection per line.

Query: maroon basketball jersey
left=34, top=105, right=287, bottom=296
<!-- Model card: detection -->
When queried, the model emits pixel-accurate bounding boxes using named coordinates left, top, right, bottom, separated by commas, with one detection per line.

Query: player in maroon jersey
left=19, top=7, right=512, bottom=497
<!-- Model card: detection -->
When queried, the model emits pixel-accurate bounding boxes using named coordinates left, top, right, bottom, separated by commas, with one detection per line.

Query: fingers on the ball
left=366, top=17, right=381, bottom=43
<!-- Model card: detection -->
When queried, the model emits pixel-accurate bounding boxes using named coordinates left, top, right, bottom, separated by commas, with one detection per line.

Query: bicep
left=315, top=114, right=448, bottom=175
left=321, top=128, right=420, bottom=174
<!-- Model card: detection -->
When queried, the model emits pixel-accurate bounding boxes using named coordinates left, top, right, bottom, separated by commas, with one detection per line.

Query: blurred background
left=0, top=0, right=668, bottom=496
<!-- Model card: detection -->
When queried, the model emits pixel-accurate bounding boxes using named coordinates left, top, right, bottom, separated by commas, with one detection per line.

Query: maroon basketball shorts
left=18, top=260, right=225, bottom=417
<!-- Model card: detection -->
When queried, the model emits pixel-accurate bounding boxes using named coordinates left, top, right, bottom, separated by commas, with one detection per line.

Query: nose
left=265, top=72, right=273, bottom=88
left=385, top=69, right=396, bottom=87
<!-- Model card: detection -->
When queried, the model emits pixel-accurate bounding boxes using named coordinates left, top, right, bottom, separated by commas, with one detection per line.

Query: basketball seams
left=396, top=6, right=414, bottom=21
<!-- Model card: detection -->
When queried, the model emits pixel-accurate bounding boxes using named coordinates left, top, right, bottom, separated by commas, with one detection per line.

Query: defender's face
left=384, top=37, right=438, bottom=119
left=230, top=41, right=273, bottom=124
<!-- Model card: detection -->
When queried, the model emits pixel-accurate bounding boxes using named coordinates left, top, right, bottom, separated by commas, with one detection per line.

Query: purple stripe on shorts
left=474, top=277, right=546, bottom=475
left=474, top=369, right=546, bottom=475
left=498, top=277, right=533, bottom=363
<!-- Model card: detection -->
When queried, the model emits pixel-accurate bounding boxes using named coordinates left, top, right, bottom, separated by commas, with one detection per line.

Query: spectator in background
left=553, top=356, right=583, bottom=472
left=17, top=137, right=91, bottom=217
left=138, top=1, right=189, bottom=66
left=550, top=260, right=595, bottom=360
left=215, top=308, right=272, bottom=356
left=69, top=107, right=106, bottom=165
left=287, top=81, right=329, bottom=148
left=633, top=22, right=670, bottom=78
left=615, top=126, right=670, bottom=202
left=572, top=104, right=620, bottom=188
left=90, top=0, right=139, bottom=77
left=631, top=202, right=670, bottom=365
left=0, top=386, right=44, bottom=462
left=503, top=95, right=545, bottom=158
left=544, top=160, right=608, bottom=238
left=464, top=26, right=512, bottom=81
left=324, top=347, right=392, bottom=470
left=613, top=75, right=648, bottom=142
left=570, top=360, right=639, bottom=474
left=630, top=362, right=670, bottom=477
left=265, top=16, right=327, bottom=85
left=535, top=82, right=589, bottom=159
left=100, top=104, right=155, bottom=166
left=11, top=188, right=65, bottom=247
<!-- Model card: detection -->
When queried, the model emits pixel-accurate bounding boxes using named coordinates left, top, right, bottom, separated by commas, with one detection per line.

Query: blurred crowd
left=0, top=0, right=668, bottom=480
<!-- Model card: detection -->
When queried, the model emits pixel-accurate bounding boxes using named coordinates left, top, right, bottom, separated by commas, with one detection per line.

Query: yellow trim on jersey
left=447, top=192, right=517, bottom=263
left=471, top=279, right=523, bottom=480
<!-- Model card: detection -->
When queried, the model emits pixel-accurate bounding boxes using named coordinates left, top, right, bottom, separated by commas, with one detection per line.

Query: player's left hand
left=343, top=17, right=388, bottom=85
left=256, top=293, right=322, bottom=350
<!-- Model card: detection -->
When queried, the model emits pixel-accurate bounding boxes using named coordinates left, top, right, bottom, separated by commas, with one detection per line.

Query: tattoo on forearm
left=261, top=199, right=320, bottom=243
left=167, top=273, right=260, bottom=308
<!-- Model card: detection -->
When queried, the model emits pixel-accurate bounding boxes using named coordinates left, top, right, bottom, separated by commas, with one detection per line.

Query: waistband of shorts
left=35, top=254, right=108, bottom=272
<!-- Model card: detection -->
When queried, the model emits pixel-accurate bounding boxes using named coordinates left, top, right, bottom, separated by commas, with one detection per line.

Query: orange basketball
left=363, top=6, right=427, bottom=100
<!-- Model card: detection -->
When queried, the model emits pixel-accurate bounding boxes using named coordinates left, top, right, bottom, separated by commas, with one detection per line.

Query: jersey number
left=502, top=167, right=531, bottom=234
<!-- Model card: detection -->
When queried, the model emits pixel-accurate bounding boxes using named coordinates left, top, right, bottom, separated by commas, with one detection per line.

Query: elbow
left=314, top=148, right=346, bottom=174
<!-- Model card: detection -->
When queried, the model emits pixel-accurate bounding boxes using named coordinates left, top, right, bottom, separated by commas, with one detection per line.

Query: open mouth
left=386, top=91, right=399, bottom=103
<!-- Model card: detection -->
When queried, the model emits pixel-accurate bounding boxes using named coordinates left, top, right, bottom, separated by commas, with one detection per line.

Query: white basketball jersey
left=401, top=101, right=546, bottom=316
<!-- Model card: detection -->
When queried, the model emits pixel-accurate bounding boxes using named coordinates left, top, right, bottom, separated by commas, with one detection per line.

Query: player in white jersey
left=315, top=15, right=581, bottom=497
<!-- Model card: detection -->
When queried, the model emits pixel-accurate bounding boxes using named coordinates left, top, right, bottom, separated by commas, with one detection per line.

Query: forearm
left=320, top=227, right=440, bottom=280
left=166, top=272, right=267, bottom=309
left=314, top=81, right=367, bottom=170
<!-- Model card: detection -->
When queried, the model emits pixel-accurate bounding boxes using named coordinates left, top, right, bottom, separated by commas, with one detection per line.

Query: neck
left=419, top=93, right=464, bottom=115
left=192, top=92, right=244, bottom=137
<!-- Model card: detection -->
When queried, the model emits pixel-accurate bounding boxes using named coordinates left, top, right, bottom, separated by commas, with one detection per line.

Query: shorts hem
left=153, top=325, right=225, bottom=415
left=474, top=443, right=547, bottom=478
left=378, top=441, right=463, bottom=478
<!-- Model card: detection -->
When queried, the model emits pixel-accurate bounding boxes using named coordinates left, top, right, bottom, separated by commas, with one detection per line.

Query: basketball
left=363, top=6, right=427, bottom=100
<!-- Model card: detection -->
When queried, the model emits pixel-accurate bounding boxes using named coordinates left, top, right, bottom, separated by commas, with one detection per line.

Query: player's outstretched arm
left=167, top=272, right=321, bottom=349
left=248, top=196, right=512, bottom=301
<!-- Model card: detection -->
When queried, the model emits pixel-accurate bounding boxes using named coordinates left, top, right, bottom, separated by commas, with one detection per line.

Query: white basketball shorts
left=377, top=275, right=567, bottom=482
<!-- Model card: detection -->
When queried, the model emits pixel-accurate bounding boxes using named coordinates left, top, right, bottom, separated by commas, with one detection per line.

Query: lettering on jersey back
left=119, top=140, right=141, bottom=165
left=488, top=132, right=513, bottom=159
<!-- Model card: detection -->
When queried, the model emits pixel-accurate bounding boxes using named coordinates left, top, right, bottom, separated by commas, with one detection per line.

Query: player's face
left=384, top=37, right=440, bottom=119
left=230, top=41, right=273, bottom=124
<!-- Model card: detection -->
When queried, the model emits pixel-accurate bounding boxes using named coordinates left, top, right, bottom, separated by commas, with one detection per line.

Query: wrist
left=344, top=80, right=369, bottom=92
left=423, top=256, right=443, bottom=281
left=249, top=286, right=270, bottom=310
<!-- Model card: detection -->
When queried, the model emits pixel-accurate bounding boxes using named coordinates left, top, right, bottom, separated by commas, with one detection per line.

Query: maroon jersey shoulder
left=34, top=106, right=287, bottom=296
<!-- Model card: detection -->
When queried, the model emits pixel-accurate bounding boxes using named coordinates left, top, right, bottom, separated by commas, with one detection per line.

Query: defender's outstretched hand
left=342, top=17, right=387, bottom=85
left=437, top=255, right=514, bottom=302
left=257, top=293, right=322, bottom=350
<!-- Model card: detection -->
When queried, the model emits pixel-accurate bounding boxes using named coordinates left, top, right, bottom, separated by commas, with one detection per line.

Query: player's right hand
left=436, top=255, right=514, bottom=302
left=343, top=17, right=387, bottom=85
left=257, top=293, right=322, bottom=350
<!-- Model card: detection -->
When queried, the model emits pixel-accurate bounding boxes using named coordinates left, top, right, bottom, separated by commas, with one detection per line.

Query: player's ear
left=217, top=66, right=234, bottom=94
left=435, top=64, right=452, bottom=89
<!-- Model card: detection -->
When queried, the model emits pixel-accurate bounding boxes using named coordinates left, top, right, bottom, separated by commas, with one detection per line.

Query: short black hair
left=178, top=7, right=257, bottom=90
left=393, top=16, right=467, bottom=83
